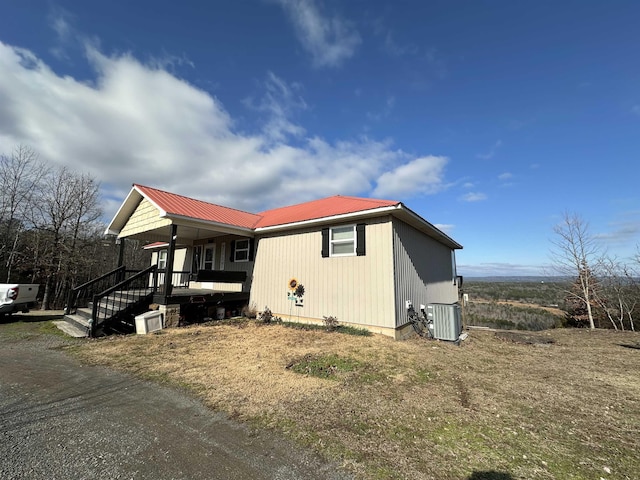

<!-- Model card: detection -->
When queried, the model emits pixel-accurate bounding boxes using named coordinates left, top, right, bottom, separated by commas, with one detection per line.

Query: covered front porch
left=89, top=184, right=261, bottom=333
left=113, top=224, right=255, bottom=327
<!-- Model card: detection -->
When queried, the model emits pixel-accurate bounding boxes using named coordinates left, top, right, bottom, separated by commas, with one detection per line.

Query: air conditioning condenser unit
left=426, top=303, right=462, bottom=342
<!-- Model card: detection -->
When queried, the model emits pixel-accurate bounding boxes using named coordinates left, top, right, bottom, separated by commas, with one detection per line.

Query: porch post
left=163, top=224, right=178, bottom=300
left=116, top=237, right=126, bottom=267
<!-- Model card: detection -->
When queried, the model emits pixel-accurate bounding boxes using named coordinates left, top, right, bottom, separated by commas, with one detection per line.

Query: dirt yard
left=71, top=320, right=639, bottom=480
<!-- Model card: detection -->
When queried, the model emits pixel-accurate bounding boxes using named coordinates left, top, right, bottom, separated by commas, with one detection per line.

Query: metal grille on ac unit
left=426, top=303, right=462, bottom=341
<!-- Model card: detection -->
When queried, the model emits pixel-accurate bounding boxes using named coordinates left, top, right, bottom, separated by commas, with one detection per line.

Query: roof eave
left=104, top=185, right=146, bottom=236
left=254, top=203, right=462, bottom=249
left=395, top=204, right=463, bottom=249
left=164, top=213, right=255, bottom=236
left=254, top=205, right=401, bottom=233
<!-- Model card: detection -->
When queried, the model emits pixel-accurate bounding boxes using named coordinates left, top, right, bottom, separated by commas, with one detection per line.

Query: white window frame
left=234, top=239, right=250, bottom=263
left=157, top=250, right=167, bottom=270
left=203, top=244, right=216, bottom=270
left=330, top=225, right=356, bottom=257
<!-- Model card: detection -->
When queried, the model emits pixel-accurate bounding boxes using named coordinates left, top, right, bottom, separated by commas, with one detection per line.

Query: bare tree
left=550, top=212, right=600, bottom=329
left=590, top=249, right=640, bottom=332
left=0, top=145, right=46, bottom=282
left=594, top=256, right=627, bottom=330
left=31, top=166, right=102, bottom=309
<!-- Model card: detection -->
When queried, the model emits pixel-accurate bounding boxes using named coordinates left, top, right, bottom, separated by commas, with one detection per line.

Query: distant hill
left=464, top=276, right=570, bottom=283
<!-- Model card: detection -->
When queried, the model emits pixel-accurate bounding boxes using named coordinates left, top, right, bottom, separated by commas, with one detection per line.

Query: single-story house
left=105, top=184, right=463, bottom=339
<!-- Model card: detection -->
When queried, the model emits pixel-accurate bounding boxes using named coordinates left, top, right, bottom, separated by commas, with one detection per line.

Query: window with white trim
left=330, top=225, right=356, bottom=256
left=234, top=239, right=250, bottom=262
left=157, top=250, right=167, bottom=270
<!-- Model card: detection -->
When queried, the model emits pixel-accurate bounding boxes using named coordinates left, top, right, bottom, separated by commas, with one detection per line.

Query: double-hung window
left=322, top=224, right=366, bottom=257
left=157, top=250, right=167, bottom=270
left=234, top=239, right=250, bottom=262
left=330, top=225, right=356, bottom=256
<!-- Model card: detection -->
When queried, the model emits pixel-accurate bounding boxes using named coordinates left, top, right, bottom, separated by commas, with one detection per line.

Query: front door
left=203, top=244, right=216, bottom=270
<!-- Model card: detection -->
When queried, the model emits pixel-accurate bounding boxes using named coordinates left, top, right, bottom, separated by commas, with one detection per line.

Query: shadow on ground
left=468, top=471, right=514, bottom=480
left=0, top=312, right=64, bottom=324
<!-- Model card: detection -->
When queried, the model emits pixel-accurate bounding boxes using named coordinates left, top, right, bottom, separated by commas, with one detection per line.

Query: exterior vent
left=426, top=303, right=462, bottom=342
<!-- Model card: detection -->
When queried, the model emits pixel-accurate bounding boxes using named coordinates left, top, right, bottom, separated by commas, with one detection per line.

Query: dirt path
left=0, top=317, right=350, bottom=480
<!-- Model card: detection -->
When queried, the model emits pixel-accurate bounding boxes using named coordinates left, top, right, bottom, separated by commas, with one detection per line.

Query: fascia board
left=254, top=203, right=463, bottom=250
left=397, top=205, right=463, bottom=249
left=135, top=185, right=168, bottom=217
left=105, top=186, right=146, bottom=236
left=254, top=205, right=401, bottom=233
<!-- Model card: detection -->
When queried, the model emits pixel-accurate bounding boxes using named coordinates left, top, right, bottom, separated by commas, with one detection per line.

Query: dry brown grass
left=73, top=322, right=640, bottom=479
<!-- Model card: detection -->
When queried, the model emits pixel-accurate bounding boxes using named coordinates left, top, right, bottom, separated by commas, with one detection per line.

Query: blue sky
left=0, top=1, right=638, bottom=276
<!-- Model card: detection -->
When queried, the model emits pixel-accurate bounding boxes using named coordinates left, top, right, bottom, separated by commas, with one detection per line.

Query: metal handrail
left=65, top=266, right=126, bottom=314
left=90, top=265, right=158, bottom=337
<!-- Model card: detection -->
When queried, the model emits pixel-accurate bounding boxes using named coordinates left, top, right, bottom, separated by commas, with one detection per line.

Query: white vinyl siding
left=392, top=217, right=459, bottom=327
left=250, top=217, right=395, bottom=329
left=119, top=198, right=171, bottom=238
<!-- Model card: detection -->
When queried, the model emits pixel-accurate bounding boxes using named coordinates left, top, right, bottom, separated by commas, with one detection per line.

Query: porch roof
left=106, top=184, right=259, bottom=241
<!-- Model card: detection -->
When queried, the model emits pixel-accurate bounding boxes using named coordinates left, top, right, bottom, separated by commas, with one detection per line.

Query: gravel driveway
left=0, top=319, right=350, bottom=480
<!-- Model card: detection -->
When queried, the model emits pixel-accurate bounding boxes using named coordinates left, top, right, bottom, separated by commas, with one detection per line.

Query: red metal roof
left=135, top=184, right=261, bottom=229
left=135, top=185, right=399, bottom=230
left=255, top=195, right=400, bottom=228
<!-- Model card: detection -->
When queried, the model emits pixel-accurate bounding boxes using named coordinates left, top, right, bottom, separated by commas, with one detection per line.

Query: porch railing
left=91, top=265, right=158, bottom=337
left=155, top=270, right=191, bottom=289
left=66, top=266, right=128, bottom=315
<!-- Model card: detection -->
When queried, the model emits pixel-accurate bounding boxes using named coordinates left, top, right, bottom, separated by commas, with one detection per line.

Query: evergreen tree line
left=0, top=146, right=149, bottom=309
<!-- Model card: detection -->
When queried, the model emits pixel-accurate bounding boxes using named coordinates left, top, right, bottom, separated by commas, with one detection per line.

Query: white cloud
left=434, top=223, right=454, bottom=234
left=463, top=182, right=474, bottom=188
left=460, top=192, right=487, bottom=202
left=366, top=95, right=396, bottom=121
left=275, top=0, right=361, bottom=68
left=372, top=155, right=448, bottom=198
left=0, top=41, right=449, bottom=220
left=594, top=212, right=640, bottom=246
left=243, top=71, right=308, bottom=142
left=476, top=139, right=502, bottom=160
left=498, top=172, right=513, bottom=181
left=49, top=11, right=72, bottom=41
left=47, top=7, right=75, bottom=59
